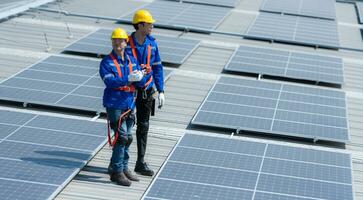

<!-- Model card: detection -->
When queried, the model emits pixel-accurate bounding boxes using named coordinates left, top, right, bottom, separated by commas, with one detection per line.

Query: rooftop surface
left=0, top=0, right=363, bottom=199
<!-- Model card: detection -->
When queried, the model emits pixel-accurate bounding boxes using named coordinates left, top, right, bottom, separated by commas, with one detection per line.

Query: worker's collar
left=111, top=50, right=128, bottom=62
left=131, top=32, right=151, bottom=46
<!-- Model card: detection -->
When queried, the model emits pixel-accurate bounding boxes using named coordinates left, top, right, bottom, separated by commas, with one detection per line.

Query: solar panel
left=163, top=0, right=240, bottom=8
left=356, top=2, right=363, bottom=24
left=191, top=76, right=349, bottom=143
left=224, top=45, right=344, bottom=85
left=245, top=12, right=340, bottom=49
left=260, top=0, right=336, bottom=20
left=119, top=1, right=230, bottom=32
left=0, top=109, right=106, bottom=200
left=0, top=55, right=172, bottom=112
left=64, top=28, right=200, bottom=65
left=143, top=133, right=353, bottom=200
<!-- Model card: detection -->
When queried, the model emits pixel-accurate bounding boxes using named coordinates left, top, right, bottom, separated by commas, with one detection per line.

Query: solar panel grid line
left=0, top=176, right=58, bottom=186
left=53, top=73, right=98, bottom=104
left=0, top=115, right=37, bottom=144
left=41, top=60, right=96, bottom=70
left=168, top=160, right=259, bottom=175
left=246, top=13, right=340, bottom=49
left=192, top=77, right=348, bottom=142
left=23, top=125, right=105, bottom=138
left=27, top=68, right=92, bottom=78
left=143, top=134, right=353, bottom=199
left=251, top=144, right=268, bottom=199
left=199, top=108, right=347, bottom=131
left=270, top=85, right=283, bottom=131
left=292, top=14, right=300, bottom=41
left=284, top=52, right=292, bottom=76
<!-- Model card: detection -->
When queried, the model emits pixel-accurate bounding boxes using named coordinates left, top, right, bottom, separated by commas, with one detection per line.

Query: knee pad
left=116, top=134, right=128, bottom=146
left=126, top=135, right=133, bottom=147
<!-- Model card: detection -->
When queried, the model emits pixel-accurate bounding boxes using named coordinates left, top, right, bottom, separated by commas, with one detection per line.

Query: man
left=100, top=27, right=150, bottom=186
left=126, top=9, right=165, bottom=176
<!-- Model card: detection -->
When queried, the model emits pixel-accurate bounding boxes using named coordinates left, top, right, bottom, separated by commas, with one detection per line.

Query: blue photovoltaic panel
left=143, top=133, right=353, bottom=200
left=0, top=55, right=103, bottom=112
left=64, top=28, right=200, bottom=65
left=224, top=45, right=344, bottom=85
left=191, top=76, right=349, bottom=143
left=245, top=12, right=340, bottom=49
left=119, top=1, right=230, bottom=31
left=164, top=0, right=240, bottom=8
left=0, top=55, right=172, bottom=112
left=0, top=109, right=106, bottom=200
left=357, top=2, right=363, bottom=24
left=260, top=0, right=336, bottom=20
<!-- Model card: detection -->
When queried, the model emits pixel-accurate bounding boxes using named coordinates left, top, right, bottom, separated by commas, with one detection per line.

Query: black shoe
left=134, top=161, right=154, bottom=176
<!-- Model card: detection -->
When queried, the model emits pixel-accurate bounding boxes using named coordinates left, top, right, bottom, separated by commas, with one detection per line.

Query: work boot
left=134, top=161, right=154, bottom=176
left=110, top=172, right=132, bottom=186
left=124, top=169, right=140, bottom=181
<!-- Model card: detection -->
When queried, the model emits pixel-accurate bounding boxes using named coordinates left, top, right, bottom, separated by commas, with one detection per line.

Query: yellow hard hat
left=111, top=28, right=128, bottom=41
left=132, top=9, right=155, bottom=24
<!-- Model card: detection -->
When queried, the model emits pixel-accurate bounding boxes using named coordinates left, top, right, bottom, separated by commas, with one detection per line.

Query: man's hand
left=128, top=70, right=143, bottom=82
left=158, top=92, right=165, bottom=108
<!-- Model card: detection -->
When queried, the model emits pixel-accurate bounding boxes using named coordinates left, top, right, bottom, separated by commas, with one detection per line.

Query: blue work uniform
left=126, top=32, right=164, bottom=170
left=99, top=50, right=150, bottom=173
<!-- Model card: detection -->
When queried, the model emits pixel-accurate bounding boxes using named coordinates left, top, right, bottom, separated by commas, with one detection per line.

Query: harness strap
left=128, top=35, right=153, bottom=88
left=109, top=53, right=135, bottom=92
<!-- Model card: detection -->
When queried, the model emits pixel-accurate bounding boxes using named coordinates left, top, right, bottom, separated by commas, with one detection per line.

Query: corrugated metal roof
left=0, top=0, right=363, bottom=199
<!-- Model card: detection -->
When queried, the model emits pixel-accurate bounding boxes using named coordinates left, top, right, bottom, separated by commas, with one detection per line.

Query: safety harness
left=107, top=53, right=136, bottom=147
left=129, top=35, right=153, bottom=89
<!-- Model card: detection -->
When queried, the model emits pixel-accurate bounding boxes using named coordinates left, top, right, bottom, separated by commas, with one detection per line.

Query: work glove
left=158, top=92, right=165, bottom=109
left=128, top=70, right=143, bottom=82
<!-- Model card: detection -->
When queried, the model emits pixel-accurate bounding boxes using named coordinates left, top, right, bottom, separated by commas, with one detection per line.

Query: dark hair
left=133, top=22, right=145, bottom=30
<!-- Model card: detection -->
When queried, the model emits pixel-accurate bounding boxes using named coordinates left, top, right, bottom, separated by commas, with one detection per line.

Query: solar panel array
left=260, top=0, right=336, bottom=20
left=0, top=55, right=173, bottom=113
left=191, top=76, right=348, bottom=143
left=120, top=1, right=230, bottom=31
left=0, top=109, right=106, bottom=200
left=64, top=29, right=201, bottom=65
left=143, top=133, right=353, bottom=200
left=163, top=0, right=239, bottom=8
left=357, top=2, right=363, bottom=24
left=0, top=56, right=103, bottom=112
left=224, top=45, right=344, bottom=85
left=245, top=12, right=340, bottom=49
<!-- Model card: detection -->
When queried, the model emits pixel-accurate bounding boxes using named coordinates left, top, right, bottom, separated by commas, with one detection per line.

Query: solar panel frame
left=356, top=2, right=363, bottom=24
left=260, top=0, right=336, bottom=20
left=142, top=133, right=354, bottom=200
left=245, top=13, right=340, bottom=49
left=119, top=1, right=231, bottom=32
left=191, top=76, right=349, bottom=143
left=0, top=109, right=107, bottom=200
left=63, top=28, right=201, bottom=65
left=224, top=45, right=344, bottom=85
